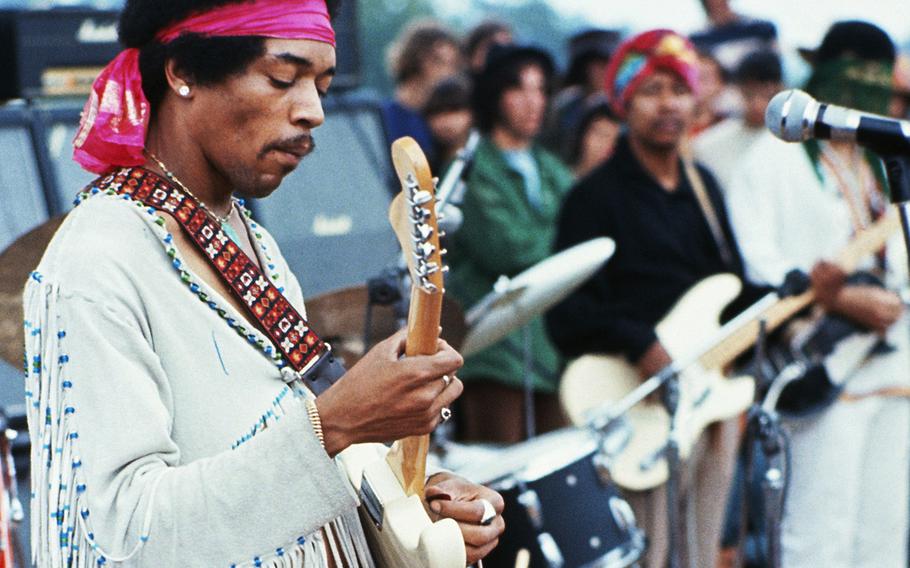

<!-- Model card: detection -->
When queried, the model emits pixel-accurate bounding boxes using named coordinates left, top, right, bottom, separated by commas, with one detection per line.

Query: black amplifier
left=0, top=4, right=360, bottom=100
left=0, top=9, right=122, bottom=100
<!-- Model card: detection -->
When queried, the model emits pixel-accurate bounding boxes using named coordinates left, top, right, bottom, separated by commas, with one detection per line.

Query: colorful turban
left=603, top=29, right=699, bottom=118
left=73, top=0, right=335, bottom=174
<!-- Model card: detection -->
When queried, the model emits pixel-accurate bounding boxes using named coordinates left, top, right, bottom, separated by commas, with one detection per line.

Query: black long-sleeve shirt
left=546, top=135, right=767, bottom=363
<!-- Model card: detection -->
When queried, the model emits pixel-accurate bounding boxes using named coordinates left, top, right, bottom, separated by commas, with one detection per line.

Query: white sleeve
left=24, top=279, right=360, bottom=567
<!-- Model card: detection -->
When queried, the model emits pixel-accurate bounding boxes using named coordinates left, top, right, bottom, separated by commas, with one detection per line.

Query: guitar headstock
left=389, top=137, right=446, bottom=295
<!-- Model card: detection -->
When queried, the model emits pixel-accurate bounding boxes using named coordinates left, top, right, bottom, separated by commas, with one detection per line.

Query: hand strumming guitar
left=426, top=472, right=506, bottom=566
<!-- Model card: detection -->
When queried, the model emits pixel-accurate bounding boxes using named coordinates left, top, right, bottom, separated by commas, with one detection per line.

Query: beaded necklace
left=77, top=167, right=327, bottom=376
left=145, top=151, right=244, bottom=244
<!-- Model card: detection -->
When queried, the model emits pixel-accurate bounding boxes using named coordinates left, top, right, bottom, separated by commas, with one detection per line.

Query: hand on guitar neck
left=810, top=260, right=904, bottom=335
left=315, top=329, right=463, bottom=457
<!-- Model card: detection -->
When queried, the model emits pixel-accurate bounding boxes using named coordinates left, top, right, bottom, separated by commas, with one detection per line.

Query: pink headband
left=73, top=0, right=335, bottom=174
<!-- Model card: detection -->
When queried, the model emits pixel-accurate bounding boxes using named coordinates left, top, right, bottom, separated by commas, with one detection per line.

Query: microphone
left=765, top=89, right=910, bottom=155
left=434, top=129, right=481, bottom=235
left=435, top=129, right=480, bottom=210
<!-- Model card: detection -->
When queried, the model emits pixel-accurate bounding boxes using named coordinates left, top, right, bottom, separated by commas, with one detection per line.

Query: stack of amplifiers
left=0, top=3, right=361, bottom=100
left=0, top=8, right=122, bottom=100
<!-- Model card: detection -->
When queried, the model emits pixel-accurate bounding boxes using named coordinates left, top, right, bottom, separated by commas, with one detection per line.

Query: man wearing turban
left=548, top=29, right=766, bottom=567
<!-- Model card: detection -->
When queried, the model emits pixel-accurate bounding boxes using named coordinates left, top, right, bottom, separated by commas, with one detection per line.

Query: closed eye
left=269, top=76, right=295, bottom=89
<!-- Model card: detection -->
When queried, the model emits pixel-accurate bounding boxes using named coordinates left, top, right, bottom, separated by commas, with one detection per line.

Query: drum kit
left=424, top=237, right=651, bottom=568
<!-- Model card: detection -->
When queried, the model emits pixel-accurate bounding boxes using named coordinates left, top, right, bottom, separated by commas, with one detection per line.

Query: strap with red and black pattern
left=95, top=167, right=326, bottom=374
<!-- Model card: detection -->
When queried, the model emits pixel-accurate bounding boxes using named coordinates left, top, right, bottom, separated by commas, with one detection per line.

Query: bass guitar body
left=560, top=274, right=755, bottom=492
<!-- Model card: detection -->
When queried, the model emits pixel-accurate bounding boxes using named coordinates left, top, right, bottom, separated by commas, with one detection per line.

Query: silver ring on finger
left=441, top=374, right=452, bottom=387
left=479, top=498, right=496, bottom=526
left=440, top=406, right=452, bottom=423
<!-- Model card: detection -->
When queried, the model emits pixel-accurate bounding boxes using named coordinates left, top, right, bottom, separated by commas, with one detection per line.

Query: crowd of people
left=375, top=3, right=910, bottom=568
left=16, top=0, right=910, bottom=566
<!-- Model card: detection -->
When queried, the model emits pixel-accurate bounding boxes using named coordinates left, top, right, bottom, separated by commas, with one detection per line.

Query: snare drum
left=456, top=428, right=644, bottom=568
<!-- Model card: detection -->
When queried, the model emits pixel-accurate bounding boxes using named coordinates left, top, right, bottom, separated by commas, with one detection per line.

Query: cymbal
left=460, top=237, right=615, bottom=357
left=304, top=284, right=467, bottom=368
left=0, top=216, right=66, bottom=366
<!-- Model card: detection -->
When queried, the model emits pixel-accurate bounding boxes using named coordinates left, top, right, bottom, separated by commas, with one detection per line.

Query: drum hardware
left=452, top=428, right=644, bottom=568
left=2, top=431, right=22, bottom=526
left=516, top=481, right=564, bottom=568
left=514, top=549, right=531, bottom=568
left=736, top=319, right=795, bottom=568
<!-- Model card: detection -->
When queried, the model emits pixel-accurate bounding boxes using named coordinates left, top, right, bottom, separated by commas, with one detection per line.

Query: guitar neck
left=697, top=207, right=899, bottom=371
left=386, top=282, right=443, bottom=497
left=698, top=290, right=813, bottom=370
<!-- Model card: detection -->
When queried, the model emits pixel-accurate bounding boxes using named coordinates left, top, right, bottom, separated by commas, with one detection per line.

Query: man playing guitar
left=23, top=1, right=503, bottom=566
left=547, top=29, right=767, bottom=567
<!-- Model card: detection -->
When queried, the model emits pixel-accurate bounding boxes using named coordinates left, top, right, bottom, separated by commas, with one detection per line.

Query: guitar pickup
left=359, top=476, right=384, bottom=530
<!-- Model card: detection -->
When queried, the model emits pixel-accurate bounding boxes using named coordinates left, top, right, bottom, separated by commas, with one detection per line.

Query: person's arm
left=26, top=284, right=360, bottom=567
left=27, top=282, right=464, bottom=566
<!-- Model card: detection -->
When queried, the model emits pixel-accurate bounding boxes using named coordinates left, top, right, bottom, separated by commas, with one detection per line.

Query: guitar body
left=337, top=444, right=466, bottom=567
left=560, top=274, right=755, bottom=491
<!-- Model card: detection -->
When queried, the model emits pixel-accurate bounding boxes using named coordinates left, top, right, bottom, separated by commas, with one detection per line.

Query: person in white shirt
left=726, top=21, right=909, bottom=568
left=693, top=49, right=783, bottom=194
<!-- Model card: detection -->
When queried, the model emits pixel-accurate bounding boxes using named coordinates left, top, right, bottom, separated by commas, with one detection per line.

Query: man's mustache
left=259, top=134, right=316, bottom=159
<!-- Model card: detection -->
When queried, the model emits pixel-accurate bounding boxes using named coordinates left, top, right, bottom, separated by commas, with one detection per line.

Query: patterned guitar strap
left=94, top=167, right=343, bottom=393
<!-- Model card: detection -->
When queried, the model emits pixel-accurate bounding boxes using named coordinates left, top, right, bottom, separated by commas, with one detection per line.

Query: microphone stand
left=435, top=129, right=480, bottom=213
left=879, top=153, right=910, bottom=267
left=662, top=367, right=684, bottom=568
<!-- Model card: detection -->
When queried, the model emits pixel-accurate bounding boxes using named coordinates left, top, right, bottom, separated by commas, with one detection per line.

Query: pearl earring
left=178, top=85, right=191, bottom=97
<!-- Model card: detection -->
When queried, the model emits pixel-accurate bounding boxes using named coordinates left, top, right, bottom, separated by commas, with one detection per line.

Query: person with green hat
left=726, top=20, right=909, bottom=567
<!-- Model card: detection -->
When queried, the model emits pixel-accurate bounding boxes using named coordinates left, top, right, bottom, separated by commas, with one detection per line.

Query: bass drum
left=454, top=428, right=644, bottom=568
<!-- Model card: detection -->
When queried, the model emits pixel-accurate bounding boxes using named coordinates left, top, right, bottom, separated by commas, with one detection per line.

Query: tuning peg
left=414, top=241, right=435, bottom=259
left=438, top=229, right=447, bottom=238
left=412, top=223, right=434, bottom=242
left=420, top=278, right=439, bottom=293
left=411, top=190, right=433, bottom=206
left=411, top=205, right=431, bottom=222
left=439, top=248, right=448, bottom=256
left=416, top=261, right=439, bottom=277
left=441, top=265, right=450, bottom=274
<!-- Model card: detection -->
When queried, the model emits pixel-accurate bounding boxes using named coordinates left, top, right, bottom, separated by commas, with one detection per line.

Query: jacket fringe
left=25, top=276, right=374, bottom=567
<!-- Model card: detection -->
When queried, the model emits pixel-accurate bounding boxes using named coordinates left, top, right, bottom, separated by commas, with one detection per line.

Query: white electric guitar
left=337, top=137, right=465, bottom=567
left=560, top=209, right=901, bottom=492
